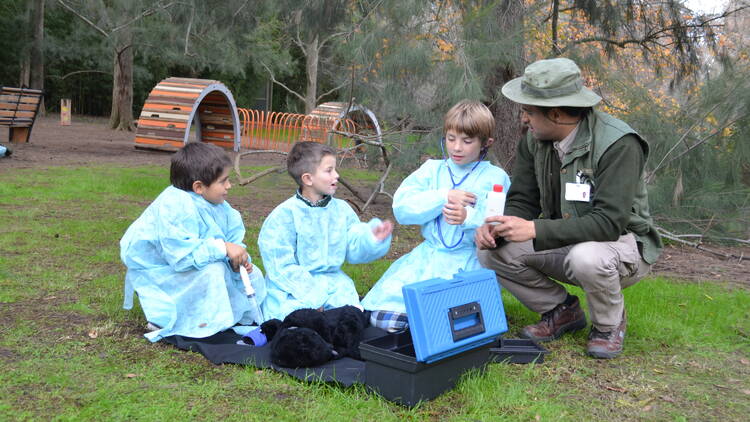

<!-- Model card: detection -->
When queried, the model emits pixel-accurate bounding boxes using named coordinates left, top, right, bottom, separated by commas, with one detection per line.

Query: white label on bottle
left=484, top=192, right=506, bottom=224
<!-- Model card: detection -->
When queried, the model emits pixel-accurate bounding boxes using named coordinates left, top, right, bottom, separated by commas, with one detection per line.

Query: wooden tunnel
left=135, top=77, right=240, bottom=151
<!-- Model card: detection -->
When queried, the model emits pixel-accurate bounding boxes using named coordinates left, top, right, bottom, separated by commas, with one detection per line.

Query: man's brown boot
left=520, top=295, right=587, bottom=342
left=587, top=311, right=626, bottom=359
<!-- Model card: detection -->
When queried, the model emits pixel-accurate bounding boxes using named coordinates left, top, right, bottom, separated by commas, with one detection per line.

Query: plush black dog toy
left=258, top=305, right=369, bottom=368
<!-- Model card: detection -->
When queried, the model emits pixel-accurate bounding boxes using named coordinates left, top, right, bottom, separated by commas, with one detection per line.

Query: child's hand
left=372, top=220, right=393, bottom=242
left=243, top=261, right=253, bottom=273
left=225, top=242, right=249, bottom=272
left=442, top=202, right=467, bottom=225
left=447, top=190, right=476, bottom=207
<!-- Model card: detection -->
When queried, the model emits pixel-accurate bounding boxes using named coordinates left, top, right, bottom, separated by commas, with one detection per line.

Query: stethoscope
left=435, top=137, right=488, bottom=249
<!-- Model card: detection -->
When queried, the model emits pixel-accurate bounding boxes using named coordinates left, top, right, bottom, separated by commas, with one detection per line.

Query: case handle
left=448, top=301, right=486, bottom=342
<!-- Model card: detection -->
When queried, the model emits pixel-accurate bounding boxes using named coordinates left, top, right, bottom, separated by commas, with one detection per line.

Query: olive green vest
left=526, top=110, right=663, bottom=264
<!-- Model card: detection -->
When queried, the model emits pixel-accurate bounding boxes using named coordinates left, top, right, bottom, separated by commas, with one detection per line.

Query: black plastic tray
left=489, top=338, right=549, bottom=364
left=360, top=331, right=493, bottom=406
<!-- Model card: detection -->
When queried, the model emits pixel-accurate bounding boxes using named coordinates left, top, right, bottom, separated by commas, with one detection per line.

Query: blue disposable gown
left=258, top=195, right=392, bottom=321
left=120, top=186, right=266, bottom=342
left=362, top=159, right=510, bottom=313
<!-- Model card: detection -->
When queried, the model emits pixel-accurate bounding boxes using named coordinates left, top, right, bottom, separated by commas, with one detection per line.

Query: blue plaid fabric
left=369, top=310, right=409, bottom=333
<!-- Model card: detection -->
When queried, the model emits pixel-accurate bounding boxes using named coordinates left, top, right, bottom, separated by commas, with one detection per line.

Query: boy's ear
left=192, top=180, right=206, bottom=194
left=484, top=137, right=495, bottom=149
left=300, top=172, right=313, bottom=186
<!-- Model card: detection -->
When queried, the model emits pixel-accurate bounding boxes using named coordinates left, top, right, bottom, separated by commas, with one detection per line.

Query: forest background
left=2, top=0, right=749, bottom=243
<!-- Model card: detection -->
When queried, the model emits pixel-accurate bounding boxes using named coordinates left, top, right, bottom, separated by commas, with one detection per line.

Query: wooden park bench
left=1, top=86, right=43, bottom=143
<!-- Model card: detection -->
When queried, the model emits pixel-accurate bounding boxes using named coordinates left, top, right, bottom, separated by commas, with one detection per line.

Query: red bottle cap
left=493, top=184, right=503, bottom=192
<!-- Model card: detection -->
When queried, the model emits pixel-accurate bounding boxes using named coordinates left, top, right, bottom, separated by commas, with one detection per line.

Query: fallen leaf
left=704, top=294, right=714, bottom=300
left=605, top=386, right=627, bottom=393
left=652, top=368, right=664, bottom=374
left=742, top=390, right=750, bottom=395
left=124, top=373, right=137, bottom=378
left=713, top=384, right=729, bottom=390
left=740, top=358, right=749, bottom=365
left=87, top=330, right=98, bottom=339
left=255, top=370, right=263, bottom=374
left=535, top=414, right=541, bottom=421
left=642, top=405, right=653, bottom=412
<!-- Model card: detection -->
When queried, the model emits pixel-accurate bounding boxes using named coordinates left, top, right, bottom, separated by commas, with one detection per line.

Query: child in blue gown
left=120, top=142, right=266, bottom=342
left=258, top=141, right=393, bottom=321
left=362, top=100, right=511, bottom=331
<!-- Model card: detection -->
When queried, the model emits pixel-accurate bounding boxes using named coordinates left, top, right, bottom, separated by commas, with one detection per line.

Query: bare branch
left=50, top=70, right=112, bottom=80
left=260, top=62, right=306, bottom=103
left=58, top=0, right=176, bottom=37
left=57, top=0, right=109, bottom=37
left=232, top=0, right=249, bottom=19
left=315, top=80, right=348, bottom=102
left=362, top=162, right=393, bottom=212
left=337, top=177, right=367, bottom=202
left=236, top=165, right=285, bottom=186
left=657, top=226, right=750, bottom=262
left=111, top=1, right=177, bottom=34
left=184, top=5, right=194, bottom=56
left=665, top=234, right=750, bottom=245
left=319, top=30, right=349, bottom=49
left=233, top=150, right=288, bottom=185
left=645, top=101, right=723, bottom=183
left=645, top=77, right=748, bottom=183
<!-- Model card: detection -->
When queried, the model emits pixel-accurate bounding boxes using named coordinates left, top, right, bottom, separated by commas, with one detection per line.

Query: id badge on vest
left=565, top=182, right=590, bottom=202
left=565, top=171, right=591, bottom=202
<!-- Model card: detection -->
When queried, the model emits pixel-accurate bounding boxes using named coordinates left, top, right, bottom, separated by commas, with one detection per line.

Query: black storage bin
left=360, top=331, right=493, bottom=406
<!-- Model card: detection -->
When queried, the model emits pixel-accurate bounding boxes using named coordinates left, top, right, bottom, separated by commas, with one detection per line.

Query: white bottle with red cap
left=484, top=184, right=506, bottom=225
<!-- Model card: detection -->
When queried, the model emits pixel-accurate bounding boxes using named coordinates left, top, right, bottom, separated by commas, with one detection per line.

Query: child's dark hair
left=170, top=142, right=232, bottom=191
left=287, top=141, right=336, bottom=186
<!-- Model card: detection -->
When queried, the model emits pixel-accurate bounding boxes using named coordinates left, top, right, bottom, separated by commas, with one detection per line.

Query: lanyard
left=435, top=138, right=487, bottom=249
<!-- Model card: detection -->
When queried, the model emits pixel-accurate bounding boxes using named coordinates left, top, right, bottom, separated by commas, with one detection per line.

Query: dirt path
left=2, top=115, right=748, bottom=286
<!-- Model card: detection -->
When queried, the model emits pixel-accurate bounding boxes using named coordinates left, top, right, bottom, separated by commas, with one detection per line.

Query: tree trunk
left=18, top=0, right=31, bottom=88
left=486, top=0, right=525, bottom=174
left=304, top=35, right=319, bottom=114
left=109, top=30, right=135, bottom=131
left=551, top=0, right=560, bottom=55
left=29, top=0, right=45, bottom=115
left=18, top=59, right=30, bottom=88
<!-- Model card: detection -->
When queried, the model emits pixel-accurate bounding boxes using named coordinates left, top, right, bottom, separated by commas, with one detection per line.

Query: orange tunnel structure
left=135, top=78, right=241, bottom=151
left=238, top=101, right=381, bottom=152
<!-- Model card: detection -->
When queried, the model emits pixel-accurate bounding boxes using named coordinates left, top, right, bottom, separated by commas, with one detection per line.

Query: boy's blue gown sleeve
left=392, top=161, right=449, bottom=225
left=362, top=160, right=510, bottom=313
left=345, top=203, right=391, bottom=264
left=120, top=186, right=266, bottom=342
left=259, top=196, right=391, bottom=321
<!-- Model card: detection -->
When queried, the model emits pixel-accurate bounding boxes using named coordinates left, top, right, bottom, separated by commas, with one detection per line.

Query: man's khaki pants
left=477, top=233, right=650, bottom=331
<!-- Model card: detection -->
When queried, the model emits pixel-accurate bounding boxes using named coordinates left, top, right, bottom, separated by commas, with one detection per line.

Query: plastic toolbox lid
left=402, top=269, right=508, bottom=363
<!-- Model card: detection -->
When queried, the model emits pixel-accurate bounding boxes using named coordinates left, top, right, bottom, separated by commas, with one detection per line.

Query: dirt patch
left=2, top=115, right=748, bottom=286
left=653, top=243, right=750, bottom=286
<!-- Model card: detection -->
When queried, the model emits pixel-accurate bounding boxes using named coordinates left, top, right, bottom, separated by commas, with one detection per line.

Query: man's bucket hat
left=501, top=58, right=602, bottom=107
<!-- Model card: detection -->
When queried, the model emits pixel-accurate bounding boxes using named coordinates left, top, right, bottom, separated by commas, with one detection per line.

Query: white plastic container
left=484, top=184, right=506, bottom=225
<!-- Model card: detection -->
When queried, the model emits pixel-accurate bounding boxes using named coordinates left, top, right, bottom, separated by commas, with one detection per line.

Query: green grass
left=0, top=165, right=748, bottom=421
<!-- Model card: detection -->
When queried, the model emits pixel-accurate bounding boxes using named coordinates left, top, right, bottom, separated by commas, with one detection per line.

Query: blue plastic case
left=402, top=269, right=507, bottom=363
